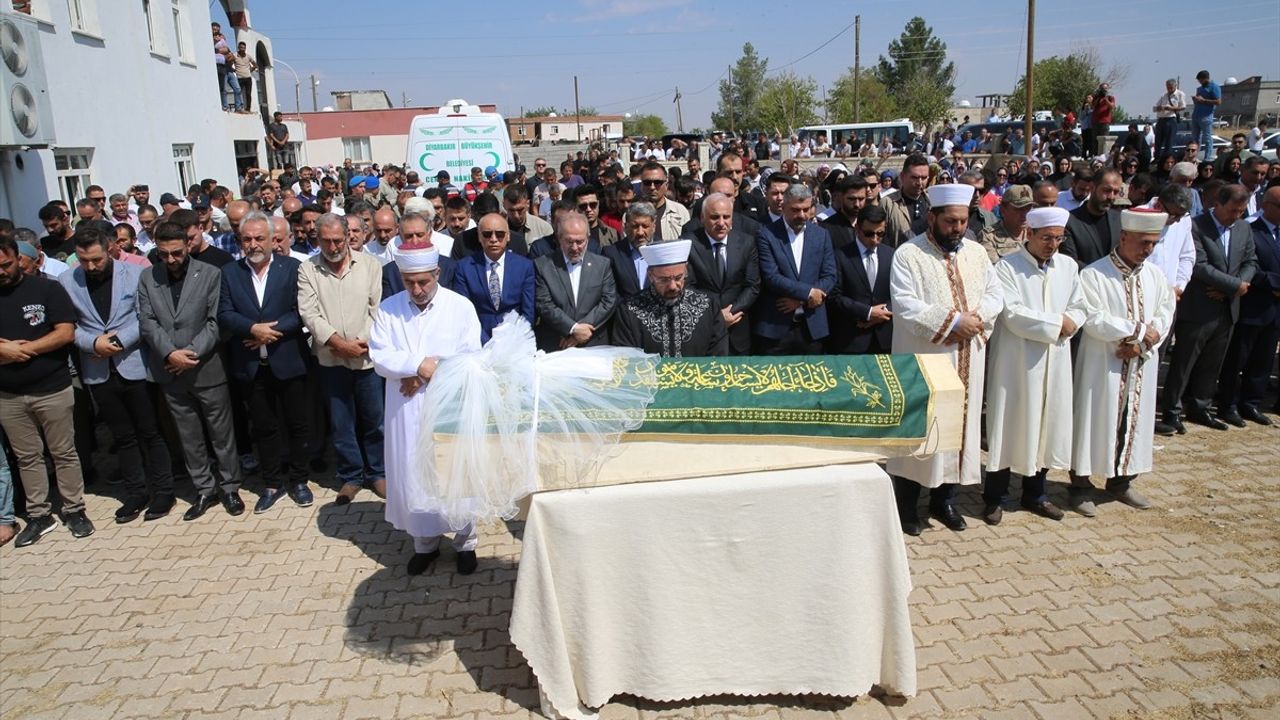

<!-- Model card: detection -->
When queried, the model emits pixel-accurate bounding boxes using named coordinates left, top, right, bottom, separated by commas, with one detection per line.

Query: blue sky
left=220, top=0, right=1279, bottom=129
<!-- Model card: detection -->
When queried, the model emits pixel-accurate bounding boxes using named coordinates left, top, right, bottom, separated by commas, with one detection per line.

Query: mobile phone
left=109, top=336, right=124, bottom=349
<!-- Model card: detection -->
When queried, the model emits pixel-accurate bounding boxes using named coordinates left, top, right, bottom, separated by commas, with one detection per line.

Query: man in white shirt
left=1057, top=168, right=1095, bottom=212
left=1246, top=119, right=1268, bottom=153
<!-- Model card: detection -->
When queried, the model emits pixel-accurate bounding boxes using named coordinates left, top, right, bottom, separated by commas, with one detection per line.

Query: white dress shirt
left=785, top=222, right=805, bottom=274
left=1142, top=202, right=1195, bottom=292
left=563, top=253, right=583, bottom=304
left=250, top=260, right=271, bottom=358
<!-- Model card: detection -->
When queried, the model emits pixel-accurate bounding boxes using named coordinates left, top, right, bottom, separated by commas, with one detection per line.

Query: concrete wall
left=1, top=0, right=240, bottom=230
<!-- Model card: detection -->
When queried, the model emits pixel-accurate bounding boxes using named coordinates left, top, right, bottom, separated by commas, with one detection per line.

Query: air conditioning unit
left=0, top=11, right=55, bottom=148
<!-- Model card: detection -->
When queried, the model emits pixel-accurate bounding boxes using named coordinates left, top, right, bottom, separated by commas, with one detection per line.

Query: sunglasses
left=480, top=230, right=508, bottom=239
left=577, top=201, right=599, bottom=210
left=861, top=229, right=888, bottom=237
left=641, top=179, right=666, bottom=187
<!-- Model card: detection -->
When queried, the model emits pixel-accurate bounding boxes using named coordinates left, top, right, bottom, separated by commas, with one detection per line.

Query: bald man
left=366, top=207, right=399, bottom=264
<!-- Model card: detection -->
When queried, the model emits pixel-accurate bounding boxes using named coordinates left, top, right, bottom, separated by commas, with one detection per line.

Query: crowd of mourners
left=1, top=67, right=1277, bottom=571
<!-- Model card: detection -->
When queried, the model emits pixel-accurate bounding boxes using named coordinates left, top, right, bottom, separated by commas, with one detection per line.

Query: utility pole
left=854, top=15, right=861, bottom=123
left=674, top=87, right=684, bottom=132
left=310, top=74, right=318, bottom=112
left=728, top=66, right=734, bottom=134
left=574, top=75, right=582, bottom=143
left=401, top=91, right=408, bottom=108
left=1024, top=0, right=1035, bottom=145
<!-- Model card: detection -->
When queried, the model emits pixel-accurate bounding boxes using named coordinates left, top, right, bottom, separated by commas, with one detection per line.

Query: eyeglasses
left=480, top=230, right=508, bottom=239
left=651, top=274, right=686, bottom=285
left=577, top=201, right=599, bottom=210
left=641, top=178, right=666, bottom=187
left=860, top=229, right=888, bottom=237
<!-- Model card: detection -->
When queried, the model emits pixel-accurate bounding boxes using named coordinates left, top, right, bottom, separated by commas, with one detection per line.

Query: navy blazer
left=828, top=239, right=894, bottom=354
left=218, top=255, right=310, bottom=382
left=753, top=218, right=838, bottom=341
left=1181, top=212, right=1258, bottom=324
left=601, top=238, right=649, bottom=299
left=451, top=250, right=537, bottom=343
left=381, top=255, right=457, bottom=301
left=1241, top=217, right=1280, bottom=327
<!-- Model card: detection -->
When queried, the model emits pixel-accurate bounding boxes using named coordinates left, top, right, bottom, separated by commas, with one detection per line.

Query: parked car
left=1259, top=131, right=1280, bottom=161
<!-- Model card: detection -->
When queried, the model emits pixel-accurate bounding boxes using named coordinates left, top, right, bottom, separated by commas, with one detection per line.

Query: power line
left=769, top=19, right=856, bottom=74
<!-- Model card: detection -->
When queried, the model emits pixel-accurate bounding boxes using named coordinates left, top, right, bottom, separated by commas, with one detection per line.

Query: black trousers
left=754, top=322, right=823, bottom=356
left=983, top=468, right=1048, bottom=506
left=1162, top=310, right=1233, bottom=417
left=244, top=365, right=311, bottom=488
left=892, top=476, right=957, bottom=520
left=89, top=373, right=174, bottom=499
left=1216, top=321, right=1280, bottom=412
left=1154, top=117, right=1176, bottom=159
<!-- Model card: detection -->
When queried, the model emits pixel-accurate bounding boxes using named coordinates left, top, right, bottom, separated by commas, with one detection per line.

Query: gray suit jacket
left=136, top=258, right=227, bottom=388
left=1182, top=213, right=1258, bottom=323
left=533, top=251, right=617, bottom=352
left=59, top=261, right=149, bottom=384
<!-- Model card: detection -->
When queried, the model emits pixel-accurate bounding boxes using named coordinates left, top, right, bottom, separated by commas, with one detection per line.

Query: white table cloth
left=509, top=463, right=917, bottom=719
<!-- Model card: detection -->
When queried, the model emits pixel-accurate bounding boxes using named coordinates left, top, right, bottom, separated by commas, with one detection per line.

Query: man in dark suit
left=820, top=174, right=871, bottom=251
left=1162, top=184, right=1258, bottom=431
left=602, top=201, right=658, bottom=300
left=752, top=184, right=838, bottom=354
left=381, top=213, right=456, bottom=300
left=217, top=212, right=314, bottom=514
left=828, top=205, right=894, bottom=354
left=533, top=213, right=617, bottom=352
left=451, top=213, right=536, bottom=343
left=1061, top=169, right=1124, bottom=267
left=683, top=192, right=760, bottom=355
left=528, top=201, right=603, bottom=260
left=682, top=175, right=762, bottom=240
left=1214, top=186, right=1280, bottom=426
left=136, top=222, right=244, bottom=520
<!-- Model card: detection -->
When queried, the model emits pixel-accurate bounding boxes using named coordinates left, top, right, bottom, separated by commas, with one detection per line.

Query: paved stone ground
left=1, top=416, right=1277, bottom=720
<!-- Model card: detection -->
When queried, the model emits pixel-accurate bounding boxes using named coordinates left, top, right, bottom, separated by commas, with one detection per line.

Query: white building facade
left=0, top=0, right=296, bottom=230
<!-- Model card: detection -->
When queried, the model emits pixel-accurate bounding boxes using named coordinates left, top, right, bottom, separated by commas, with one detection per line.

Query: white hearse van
left=406, top=99, right=515, bottom=180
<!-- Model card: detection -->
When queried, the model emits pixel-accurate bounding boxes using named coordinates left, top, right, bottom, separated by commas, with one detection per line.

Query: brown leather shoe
left=334, top=483, right=361, bottom=506
left=371, top=478, right=387, bottom=499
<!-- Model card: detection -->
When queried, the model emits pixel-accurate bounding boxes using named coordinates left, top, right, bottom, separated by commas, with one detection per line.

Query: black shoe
left=144, top=494, right=176, bottom=521
left=1188, top=412, right=1228, bottom=431
left=900, top=518, right=922, bottom=536
left=287, top=483, right=314, bottom=507
left=930, top=504, right=967, bottom=531
left=456, top=550, right=478, bottom=575
left=63, top=511, right=95, bottom=538
left=183, top=493, right=219, bottom=521
left=1153, top=420, right=1177, bottom=436
left=982, top=503, right=1003, bottom=525
left=222, top=491, right=245, bottom=516
left=115, top=497, right=148, bottom=524
left=407, top=550, right=440, bottom=575
left=1163, top=415, right=1187, bottom=435
left=1240, top=407, right=1273, bottom=426
left=254, top=488, right=285, bottom=514
left=1020, top=499, right=1066, bottom=521
left=13, top=515, right=58, bottom=547
left=1217, top=409, right=1247, bottom=428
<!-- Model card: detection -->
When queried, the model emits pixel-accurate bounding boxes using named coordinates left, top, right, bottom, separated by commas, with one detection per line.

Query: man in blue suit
left=60, top=227, right=175, bottom=523
left=217, top=212, right=314, bottom=514
left=1215, top=186, right=1280, bottom=426
left=752, top=184, right=837, bottom=354
left=452, top=213, right=536, bottom=343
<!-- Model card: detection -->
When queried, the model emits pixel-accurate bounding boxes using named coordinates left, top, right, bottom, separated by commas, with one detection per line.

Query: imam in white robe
left=887, top=234, right=1002, bottom=488
left=985, top=247, right=1087, bottom=476
left=1071, top=253, right=1175, bottom=479
left=369, top=287, right=482, bottom=539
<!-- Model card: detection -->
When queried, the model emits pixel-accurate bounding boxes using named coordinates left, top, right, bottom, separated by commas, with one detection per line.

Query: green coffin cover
left=618, top=354, right=931, bottom=443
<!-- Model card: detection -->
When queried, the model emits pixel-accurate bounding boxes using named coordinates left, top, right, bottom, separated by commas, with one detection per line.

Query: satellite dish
left=625, top=112, right=632, bottom=118
left=958, top=100, right=972, bottom=108
left=1224, top=77, right=1238, bottom=85
left=548, top=112, right=558, bottom=117
left=321, top=106, right=334, bottom=112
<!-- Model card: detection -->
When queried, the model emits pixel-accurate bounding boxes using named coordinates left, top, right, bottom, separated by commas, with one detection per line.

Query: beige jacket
left=657, top=199, right=691, bottom=241
left=297, top=252, right=382, bottom=369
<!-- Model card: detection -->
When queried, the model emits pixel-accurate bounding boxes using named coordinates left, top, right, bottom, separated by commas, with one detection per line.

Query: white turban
left=1121, top=208, right=1168, bottom=233
left=639, top=239, right=691, bottom=267
left=1026, top=207, right=1070, bottom=229
left=394, top=245, right=440, bottom=272
left=925, top=183, right=975, bottom=208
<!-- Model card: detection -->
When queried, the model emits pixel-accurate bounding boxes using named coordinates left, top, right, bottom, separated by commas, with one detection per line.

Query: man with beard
left=1056, top=167, right=1095, bottom=213
left=887, top=184, right=1003, bottom=535
left=753, top=184, right=837, bottom=355
left=603, top=202, right=659, bottom=300
left=819, top=175, right=870, bottom=251
left=884, top=154, right=932, bottom=246
left=613, top=239, right=727, bottom=357
left=136, top=222, right=244, bottom=521
left=39, top=202, right=76, bottom=260
left=218, top=212, right=314, bottom=515
left=1062, top=170, right=1124, bottom=268
left=298, top=214, right=386, bottom=505
left=61, top=227, right=174, bottom=523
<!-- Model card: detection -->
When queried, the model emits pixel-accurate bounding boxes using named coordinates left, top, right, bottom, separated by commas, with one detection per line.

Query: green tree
left=825, top=67, right=897, bottom=123
left=524, top=106, right=598, bottom=117
left=755, top=72, right=820, bottom=134
left=624, top=114, right=669, bottom=138
left=712, top=42, right=769, bottom=131
left=874, top=17, right=956, bottom=97
left=1006, top=46, right=1130, bottom=118
left=894, top=68, right=953, bottom=131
